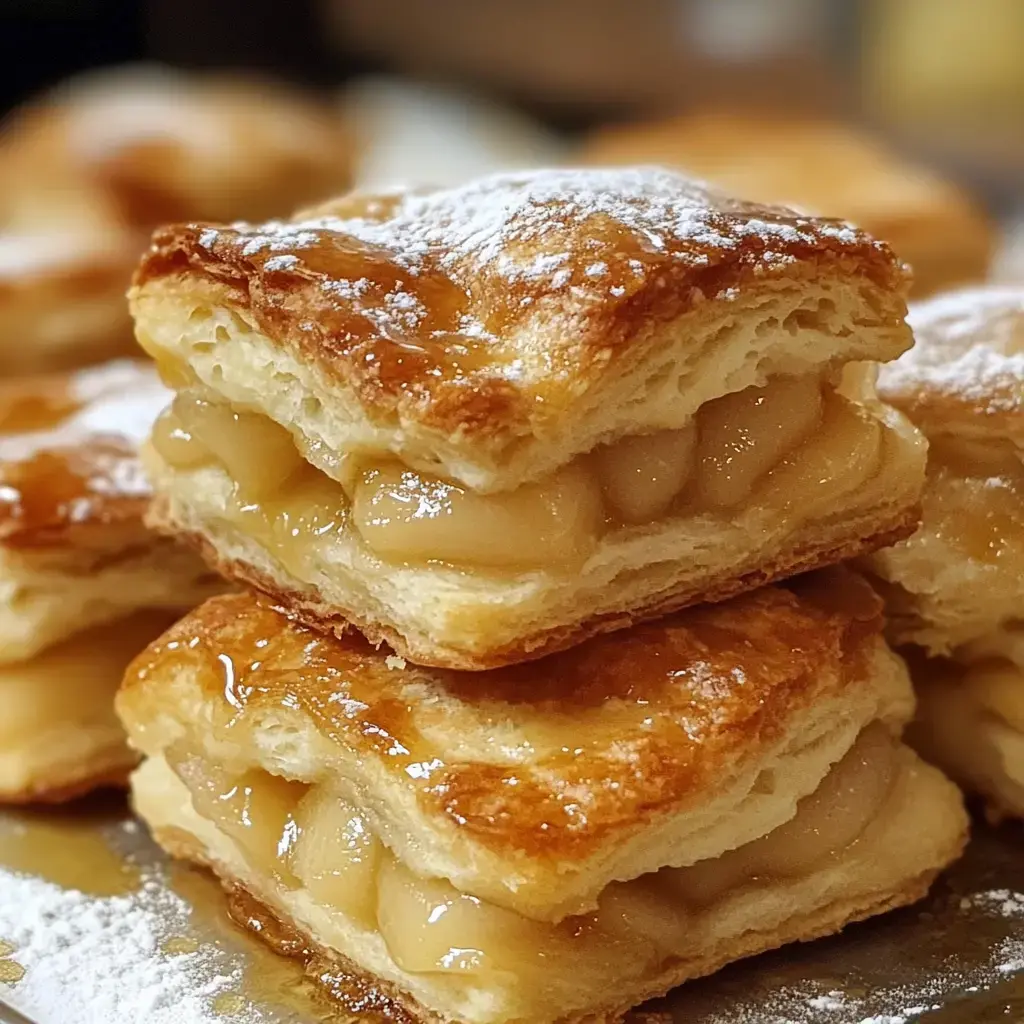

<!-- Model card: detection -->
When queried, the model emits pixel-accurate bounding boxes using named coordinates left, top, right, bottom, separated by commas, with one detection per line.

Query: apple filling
left=922, top=438, right=1024, bottom=566
left=166, top=725, right=897, bottom=978
left=151, top=371, right=890, bottom=574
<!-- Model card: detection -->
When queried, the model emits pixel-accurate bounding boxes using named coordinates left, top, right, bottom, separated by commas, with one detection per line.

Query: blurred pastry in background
left=119, top=573, right=967, bottom=1024
left=581, top=110, right=995, bottom=298
left=0, top=197, right=140, bottom=376
left=342, top=76, right=565, bottom=189
left=0, top=64, right=353, bottom=375
left=0, top=360, right=220, bottom=803
left=130, top=166, right=926, bottom=670
left=865, top=286, right=1024, bottom=818
left=1, top=64, right=354, bottom=228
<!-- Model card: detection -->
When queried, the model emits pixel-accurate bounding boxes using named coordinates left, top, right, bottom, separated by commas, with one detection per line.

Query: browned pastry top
left=879, top=286, right=1024, bottom=443
left=0, top=360, right=168, bottom=548
left=581, top=112, right=993, bottom=289
left=134, top=166, right=907, bottom=444
left=123, top=568, right=883, bottom=858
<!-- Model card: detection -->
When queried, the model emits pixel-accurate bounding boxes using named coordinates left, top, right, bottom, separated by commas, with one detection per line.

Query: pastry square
left=0, top=201, right=140, bottom=376
left=582, top=112, right=995, bottom=298
left=867, top=285, right=1024, bottom=818
left=0, top=66, right=352, bottom=376
left=130, top=167, right=926, bottom=669
left=0, top=360, right=220, bottom=802
left=119, top=571, right=968, bottom=1024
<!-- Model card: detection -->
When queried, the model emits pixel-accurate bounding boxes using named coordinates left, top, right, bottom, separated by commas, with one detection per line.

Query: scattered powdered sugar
left=69, top=360, right=172, bottom=447
left=0, top=867, right=254, bottom=1024
left=0, top=359, right=168, bottom=467
left=806, top=992, right=846, bottom=1011
left=262, top=254, right=299, bottom=272
left=960, top=888, right=1024, bottom=918
left=193, top=167, right=875, bottom=343
left=886, top=286, right=1024, bottom=414
left=884, top=342, right=1024, bottom=415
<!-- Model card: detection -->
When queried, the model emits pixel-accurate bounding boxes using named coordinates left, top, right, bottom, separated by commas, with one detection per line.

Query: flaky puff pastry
left=130, top=166, right=926, bottom=669
left=0, top=65, right=352, bottom=375
left=867, top=286, right=1024, bottom=818
left=118, top=571, right=967, bottom=1024
left=0, top=360, right=220, bottom=802
left=582, top=111, right=994, bottom=298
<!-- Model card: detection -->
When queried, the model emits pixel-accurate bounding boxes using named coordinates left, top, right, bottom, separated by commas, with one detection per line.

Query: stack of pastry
left=866, top=286, right=1024, bottom=820
left=0, top=361, right=219, bottom=803
left=117, top=168, right=968, bottom=1024
left=0, top=66, right=352, bottom=376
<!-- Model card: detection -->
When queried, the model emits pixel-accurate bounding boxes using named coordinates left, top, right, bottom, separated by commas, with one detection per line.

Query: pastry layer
left=0, top=359, right=221, bottom=663
left=868, top=287, right=1024, bottom=652
left=0, top=65, right=353, bottom=230
left=0, top=613, right=175, bottom=802
left=132, top=730, right=967, bottom=1024
left=910, top=647, right=1024, bottom=821
left=129, top=167, right=926, bottom=666
left=142, top=361, right=924, bottom=668
left=117, top=572, right=915, bottom=922
left=0, top=226, right=139, bottom=376
left=130, top=167, right=914, bottom=495
left=581, top=111, right=994, bottom=297
left=0, top=65, right=352, bottom=375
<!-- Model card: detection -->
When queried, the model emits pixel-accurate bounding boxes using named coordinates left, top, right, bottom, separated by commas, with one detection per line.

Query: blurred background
left=1, top=0, right=1023, bottom=374
left=3, top=0, right=1022, bottom=187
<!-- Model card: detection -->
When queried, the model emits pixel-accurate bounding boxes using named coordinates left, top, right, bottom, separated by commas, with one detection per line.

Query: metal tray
left=1, top=798, right=1023, bottom=1023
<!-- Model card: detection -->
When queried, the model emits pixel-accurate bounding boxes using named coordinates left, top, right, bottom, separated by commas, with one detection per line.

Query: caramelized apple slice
left=353, top=462, right=604, bottom=569
left=695, top=376, right=824, bottom=509
left=594, top=425, right=697, bottom=525
left=167, top=747, right=306, bottom=887
left=288, top=788, right=382, bottom=927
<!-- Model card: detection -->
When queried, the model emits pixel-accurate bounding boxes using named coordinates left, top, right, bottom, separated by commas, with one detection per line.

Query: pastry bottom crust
left=0, top=762, right=131, bottom=805
left=152, top=825, right=952, bottom=1024
left=134, top=750, right=967, bottom=1024
left=157, top=497, right=918, bottom=671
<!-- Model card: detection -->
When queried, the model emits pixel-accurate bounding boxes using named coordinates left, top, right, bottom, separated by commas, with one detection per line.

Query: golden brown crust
left=153, top=823, right=956, bottom=1024
left=0, top=68, right=351, bottom=376
left=0, top=360, right=167, bottom=550
left=581, top=111, right=994, bottom=297
left=122, top=569, right=885, bottom=861
left=878, top=286, right=1024, bottom=444
left=131, top=168, right=908, bottom=447
left=152, top=494, right=917, bottom=671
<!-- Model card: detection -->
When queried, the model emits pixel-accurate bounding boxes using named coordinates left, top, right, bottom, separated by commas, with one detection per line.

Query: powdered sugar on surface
left=0, top=360, right=168, bottom=507
left=0, top=867, right=257, bottom=1024
left=193, top=167, right=878, bottom=346
left=203, top=167, right=870, bottom=273
left=885, top=286, right=1024, bottom=416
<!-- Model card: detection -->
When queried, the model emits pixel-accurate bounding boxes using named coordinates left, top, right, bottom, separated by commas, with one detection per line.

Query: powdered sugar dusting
left=883, top=286, right=1024, bottom=417
left=0, top=867, right=255, bottom=1024
left=961, top=888, right=1024, bottom=918
left=0, top=360, right=167, bottom=469
left=188, top=167, right=880, bottom=348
